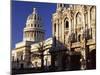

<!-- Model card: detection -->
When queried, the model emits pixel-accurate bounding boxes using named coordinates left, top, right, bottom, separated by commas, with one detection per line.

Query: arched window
left=21, top=55, right=23, bottom=60
left=76, top=13, right=82, bottom=28
left=65, top=21, right=69, bottom=28
left=90, top=6, right=96, bottom=40
left=90, top=7, right=95, bottom=23
left=34, top=14, right=36, bottom=20
left=60, top=4, right=62, bottom=7
left=78, top=34, right=81, bottom=42
left=38, top=24, right=39, bottom=27
left=64, top=17, right=69, bottom=29
left=34, top=24, right=36, bottom=27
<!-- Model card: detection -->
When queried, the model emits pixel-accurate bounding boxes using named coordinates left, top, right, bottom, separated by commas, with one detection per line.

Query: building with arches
left=51, top=4, right=96, bottom=70
left=12, top=8, right=52, bottom=69
left=12, top=3, right=96, bottom=72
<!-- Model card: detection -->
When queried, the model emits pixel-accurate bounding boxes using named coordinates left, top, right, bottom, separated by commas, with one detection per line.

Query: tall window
left=65, top=21, right=69, bottom=28
left=60, top=4, right=62, bottom=7
left=76, top=13, right=82, bottom=28
left=34, top=24, right=36, bottom=27
left=21, top=55, right=23, bottom=60
left=34, top=32, right=36, bottom=37
left=90, top=7, right=95, bottom=23
left=54, top=23, right=56, bottom=33
left=34, top=14, right=36, bottom=20
left=90, top=6, right=96, bottom=39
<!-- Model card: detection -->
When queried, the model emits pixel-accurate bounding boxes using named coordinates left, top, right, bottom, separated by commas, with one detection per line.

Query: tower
left=56, top=3, right=64, bottom=11
left=23, top=8, right=45, bottom=42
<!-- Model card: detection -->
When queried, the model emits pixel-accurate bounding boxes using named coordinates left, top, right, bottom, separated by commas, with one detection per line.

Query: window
left=54, top=23, right=56, bottom=32
left=90, top=7, right=96, bottom=39
left=65, top=21, right=69, bottom=28
left=60, top=4, right=62, bottom=7
left=64, top=4, right=66, bottom=7
left=90, top=7, right=95, bottom=22
left=34, top=33, right=36, bottom=36
left=38, top=24, right=39, bottom=27
left=34, top=24, right=36, bottom=27
left=21, top=55, right=23, bottom=60
left=78, top=34, right=81, bottom=42
left=34, top=14, right=36, bottom=20
left=16, top=58, right=19, bottom=63
left=76, top=13, right=82, bottom=26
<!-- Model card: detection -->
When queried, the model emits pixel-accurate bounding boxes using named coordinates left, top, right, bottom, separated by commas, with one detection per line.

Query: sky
left=11, top=1, right=56, bottom=49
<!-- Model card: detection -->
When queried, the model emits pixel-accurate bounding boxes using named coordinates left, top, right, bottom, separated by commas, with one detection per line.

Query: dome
left=23, top=8, right=45, bottom=42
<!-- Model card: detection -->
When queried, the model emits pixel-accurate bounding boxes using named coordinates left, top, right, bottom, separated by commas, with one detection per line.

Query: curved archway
left=75, top=12, right=83, bottom=41
left=64, top=17, right=69, bottom=29
left=76, top=12, right=82, bottom=28
left=90, top=6, right=96, bottom=39
left=78, top=34, right=81, bottom=42
left=65, top=21, right=69, bottom=28
left=90, top=6, right=96, bottom=23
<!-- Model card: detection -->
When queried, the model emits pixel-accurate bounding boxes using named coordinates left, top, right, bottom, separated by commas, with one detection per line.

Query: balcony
left=71, top=42, right=81, bottom=48
left=87, top=39, right=96, bottom=45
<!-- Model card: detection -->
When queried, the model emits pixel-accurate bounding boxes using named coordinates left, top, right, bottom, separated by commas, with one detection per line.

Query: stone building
left=51, top=4, right=96, bottom=70
left=12, top=3, right=96, bottom=71
left=12, top=8, right=52, bottom=69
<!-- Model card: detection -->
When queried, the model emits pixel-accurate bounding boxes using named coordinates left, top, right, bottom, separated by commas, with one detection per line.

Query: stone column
left=74, top=15, right=76, bottom=33
left=69, top=18, right=71, bottom=35
left=34, top=31, right=36, bottom=41
left=33, top=31, right=35, bottom=39
left=59, top=19, right=62, bottom=42
left=36, top=31, right=37, bottom=41
left=62, top=19, right=65, bottom=44
left=38, top=31, right=39, bottom=41
left=56, top=20, right=58, bottom=40
left=88, top=10, right=91, bottom=28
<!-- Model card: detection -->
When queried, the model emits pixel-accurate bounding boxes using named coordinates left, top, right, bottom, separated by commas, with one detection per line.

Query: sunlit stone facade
left=51, top=4, right=96, bottom=70
left=12, top=8, right=51, bottom=69
left=12, top=4, right=96, bottom=71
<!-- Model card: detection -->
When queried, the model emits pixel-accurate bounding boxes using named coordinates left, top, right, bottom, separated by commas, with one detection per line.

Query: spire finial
left=33, top=8, right=36, bottom=14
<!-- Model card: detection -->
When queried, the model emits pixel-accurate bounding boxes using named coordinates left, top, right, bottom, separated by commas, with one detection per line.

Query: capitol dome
left=23, top=8, right=45, bottom=42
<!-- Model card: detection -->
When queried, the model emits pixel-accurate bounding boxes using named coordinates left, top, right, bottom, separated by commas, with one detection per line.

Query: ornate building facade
left=12, top=3, right=96, bottom=72
left=51, top=4, right=96, bottom=70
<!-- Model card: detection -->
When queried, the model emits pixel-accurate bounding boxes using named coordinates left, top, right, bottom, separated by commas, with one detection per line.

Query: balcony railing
left=71, top=42, right=81, bottom=48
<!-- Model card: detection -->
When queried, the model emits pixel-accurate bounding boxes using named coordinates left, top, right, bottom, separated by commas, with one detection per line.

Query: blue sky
left=11, top=1, right=56, bottom=49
